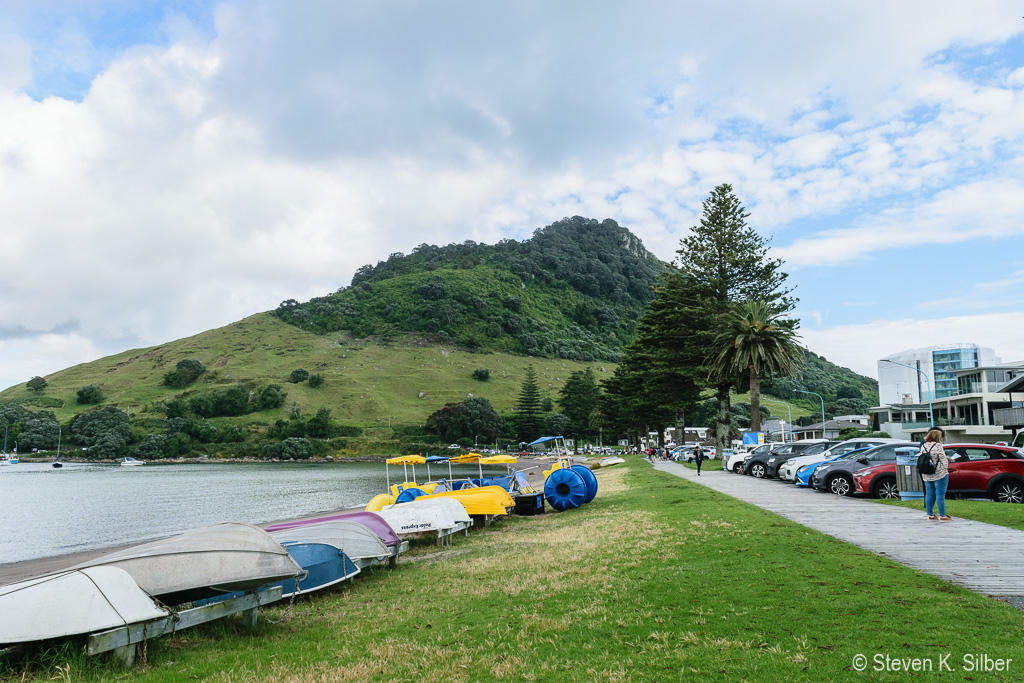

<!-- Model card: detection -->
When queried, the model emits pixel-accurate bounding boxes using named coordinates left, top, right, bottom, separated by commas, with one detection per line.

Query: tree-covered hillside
left=272, top=217, right=667, bottom=363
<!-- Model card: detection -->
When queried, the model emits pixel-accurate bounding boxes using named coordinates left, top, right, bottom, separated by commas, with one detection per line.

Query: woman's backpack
left=917, top=445, right=937, bottom=475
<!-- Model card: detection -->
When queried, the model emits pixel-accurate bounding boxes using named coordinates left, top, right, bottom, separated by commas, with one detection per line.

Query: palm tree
left=711, top=300, right=802, bottom=433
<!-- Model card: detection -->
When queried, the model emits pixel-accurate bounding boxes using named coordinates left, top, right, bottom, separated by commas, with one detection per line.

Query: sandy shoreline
left=0, top=457, right=555, bottom=586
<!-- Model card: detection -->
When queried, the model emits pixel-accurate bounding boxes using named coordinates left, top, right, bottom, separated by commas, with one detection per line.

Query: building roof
left=1001, top=374, right=1024, bottom=394
left=792, top=420, right=869, bottom=433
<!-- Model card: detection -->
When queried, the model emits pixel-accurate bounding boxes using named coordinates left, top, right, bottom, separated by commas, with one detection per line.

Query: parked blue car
left=793, top=448, right=870, bottom=487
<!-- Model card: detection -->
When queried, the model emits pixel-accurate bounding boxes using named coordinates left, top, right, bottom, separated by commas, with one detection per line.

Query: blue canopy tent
left=425, top=455, right=451, bottom=485
left=527, top=435, right=568, bottom=453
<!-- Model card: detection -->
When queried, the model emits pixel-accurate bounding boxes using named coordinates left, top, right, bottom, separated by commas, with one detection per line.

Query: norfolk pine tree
left=676, top=184, right=797, bottom=455
left=513, top=366, right=545, bottom=443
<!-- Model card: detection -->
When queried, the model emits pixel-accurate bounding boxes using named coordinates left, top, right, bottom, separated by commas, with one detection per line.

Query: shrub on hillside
left=162, top=359, right=206, bottom=389
left=26, top=376, right=47, bottom=392
left=258, top=384, right=287, bottom=410
left=71, top=405, right=130, bottom=458
left=262, top=437, right=313, bottom=460
left=308, top=373, right=324, bottom=388
left=76, top=384, right=104, bottom=405
left=472, top=368, right=490, bottom=381
left=289, top=368, right=310, bottom=383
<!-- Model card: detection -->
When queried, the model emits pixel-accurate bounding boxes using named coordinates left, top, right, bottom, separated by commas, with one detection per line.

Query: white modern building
left=872, top=357, right=1024, bottom=443
left=877, top=344, right=999, bottom=406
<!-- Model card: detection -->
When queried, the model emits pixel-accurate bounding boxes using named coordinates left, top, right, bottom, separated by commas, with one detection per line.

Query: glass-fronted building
left=932, top=346, right=980, bottom=399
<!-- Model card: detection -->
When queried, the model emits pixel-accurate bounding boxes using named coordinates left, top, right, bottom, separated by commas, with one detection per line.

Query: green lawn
left=872, top=496, right=1024, bottom=531
left=5, top=459, right=1024, bottom=682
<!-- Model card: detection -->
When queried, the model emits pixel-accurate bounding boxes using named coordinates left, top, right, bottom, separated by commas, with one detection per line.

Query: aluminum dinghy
left=271, top=520, right=393, bottom=569
left=0, top=567, right=168, bottom=645
left=73, top=522, right=304, bottom=606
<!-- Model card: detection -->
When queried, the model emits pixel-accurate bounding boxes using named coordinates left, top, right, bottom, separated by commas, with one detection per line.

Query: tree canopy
left=711, top=300, right=802, bottom=432
left=425, top=396, right=504, bottom=443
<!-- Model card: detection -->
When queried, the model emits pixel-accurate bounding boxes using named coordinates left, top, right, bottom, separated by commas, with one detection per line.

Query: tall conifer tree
left=513, top=366, right=545, bottom=443
left=558, top=367, right=602, bottom=442
left=676, top=184, right=797, bottom=455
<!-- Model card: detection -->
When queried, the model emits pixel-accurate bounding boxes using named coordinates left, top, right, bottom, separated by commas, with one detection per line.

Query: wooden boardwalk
left=655, top=460, right=1024, bottom=597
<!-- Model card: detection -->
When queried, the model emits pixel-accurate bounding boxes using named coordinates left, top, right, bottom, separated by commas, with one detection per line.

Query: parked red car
left=853, top=443, right=1024, bottom=502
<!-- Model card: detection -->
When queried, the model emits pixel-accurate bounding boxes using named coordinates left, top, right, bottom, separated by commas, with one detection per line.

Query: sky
left=1, top=1, right=1023, bottom=393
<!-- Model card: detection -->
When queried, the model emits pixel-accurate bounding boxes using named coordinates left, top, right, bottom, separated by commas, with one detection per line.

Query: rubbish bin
left=894, top=447, right=924, bottom=501
left=721, top=449, right=734, bottom=471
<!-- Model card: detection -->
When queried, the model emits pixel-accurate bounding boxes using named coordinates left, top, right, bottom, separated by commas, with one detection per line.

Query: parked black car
left=765, top=441, right=838, bottom=478
left=810, top=442, right=917, bottom=495
left=745, top=441, right=827, bottom=478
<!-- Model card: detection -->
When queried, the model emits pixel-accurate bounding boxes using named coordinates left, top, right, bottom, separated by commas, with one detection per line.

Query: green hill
left=0, top=216, right=877, bottom=458
left=272, top=216, right=667, bottom=362
left=0, top=313, right=611, bottom=456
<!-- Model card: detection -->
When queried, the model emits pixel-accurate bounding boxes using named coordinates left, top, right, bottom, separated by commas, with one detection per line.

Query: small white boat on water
left=120, top=456, right=144, bottom=467
left=1, top=452, right=18, bottom=466
left=0, top=567, right=168, bottom=645
left=376, top=498, right=473, bottom=539
left=73, top=522, right=304, bottom=606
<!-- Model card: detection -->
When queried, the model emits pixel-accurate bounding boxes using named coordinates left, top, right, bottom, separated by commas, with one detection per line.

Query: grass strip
left=4, top=460, right=1024, bottom=682
left=870, top=497, right=1024, bottom=531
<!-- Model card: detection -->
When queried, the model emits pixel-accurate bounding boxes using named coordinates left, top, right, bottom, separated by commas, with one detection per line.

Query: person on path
left=693, top=444, right=705, bottom=476
left=921, top=428, right=951, bottom=521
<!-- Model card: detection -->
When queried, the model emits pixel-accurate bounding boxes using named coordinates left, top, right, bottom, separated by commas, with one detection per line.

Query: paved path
left=654, top=460, right=1024, bottom=597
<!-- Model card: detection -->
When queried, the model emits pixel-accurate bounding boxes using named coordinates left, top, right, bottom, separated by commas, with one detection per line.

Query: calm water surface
left=0, top=460, right=481, bottom=564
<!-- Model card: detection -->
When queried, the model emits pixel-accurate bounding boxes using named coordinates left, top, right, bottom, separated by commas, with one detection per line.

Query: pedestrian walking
left=920, top=428, right=951, bottom=521
left=694, top=444, right=705, bottom=476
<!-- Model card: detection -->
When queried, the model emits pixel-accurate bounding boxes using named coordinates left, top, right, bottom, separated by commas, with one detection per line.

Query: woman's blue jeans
left=924, top=476, right=949, bottom=516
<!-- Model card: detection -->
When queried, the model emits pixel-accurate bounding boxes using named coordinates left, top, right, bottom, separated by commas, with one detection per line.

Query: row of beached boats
left=0, top=454, right=550, bottom=658
left=0, top=451, right=610, bottom=665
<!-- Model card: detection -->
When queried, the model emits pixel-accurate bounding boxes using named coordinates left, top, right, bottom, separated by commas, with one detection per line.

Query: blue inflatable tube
left=394, top=487, right=427, bottom=504
left=569, top=465, right=598, bottom=504
left=544, top=468, right=588, bottom=511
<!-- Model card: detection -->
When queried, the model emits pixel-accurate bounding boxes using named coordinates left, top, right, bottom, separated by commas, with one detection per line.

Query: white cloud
left=1, top=1, right=1024, bottom=391
left=802, top=312, right=1024, bottom=381
left=0, top=29, right=31, bottom=90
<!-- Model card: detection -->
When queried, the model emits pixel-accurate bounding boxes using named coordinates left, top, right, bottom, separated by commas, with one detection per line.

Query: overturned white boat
left=73, top=522, right=303, bottom=606
left=0, top=567, right=168, bottom=645
left=377, top=498, right=473, bottom=543
left=271, top=520, right=393, bottom=570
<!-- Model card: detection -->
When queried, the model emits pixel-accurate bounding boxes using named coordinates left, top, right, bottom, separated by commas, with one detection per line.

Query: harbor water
left=0, top=460, right=484, bottom=565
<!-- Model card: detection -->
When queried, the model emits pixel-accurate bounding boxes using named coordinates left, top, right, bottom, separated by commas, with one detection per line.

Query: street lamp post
left=763, top=398, right=793, bottom=442
left=880, top=359, right=934, bottom=427
left=795, top=390, right=826, bottom=440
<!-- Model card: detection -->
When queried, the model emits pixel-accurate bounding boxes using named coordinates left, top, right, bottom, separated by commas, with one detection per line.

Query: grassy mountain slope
left=1, top=313, right=609, bottom=432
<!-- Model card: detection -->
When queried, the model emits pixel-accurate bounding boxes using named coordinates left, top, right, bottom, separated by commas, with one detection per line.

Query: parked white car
left=724, top=449, right=749, bottom=472
left=728, top=443, right=773, bottom=473
left=777, top=437, right=904, bottom=482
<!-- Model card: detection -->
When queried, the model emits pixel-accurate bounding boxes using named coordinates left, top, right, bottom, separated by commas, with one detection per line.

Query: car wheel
left=992, top=480, right=1024, bottom=504
left=828, top=475, right=852, bottom=496
left=873, top=477, right=900, bottom=499
left=732, top=463, right=743, bottom=474
left=750, top=463, right=766, bottom=478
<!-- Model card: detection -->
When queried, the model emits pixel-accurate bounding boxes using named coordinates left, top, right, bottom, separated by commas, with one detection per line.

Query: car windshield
left=802, top=443, right=829, bottom=455
left=839, top=447, right=872, bottom=460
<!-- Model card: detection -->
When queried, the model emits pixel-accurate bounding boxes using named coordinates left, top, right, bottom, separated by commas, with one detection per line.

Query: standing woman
left=921, top=428, right=951, bottom=521
left=693, top=444, right=705, bottom=476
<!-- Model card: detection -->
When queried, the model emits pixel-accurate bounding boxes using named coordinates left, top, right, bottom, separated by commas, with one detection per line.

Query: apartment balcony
left=994, top=407, right=1024, bottom=427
